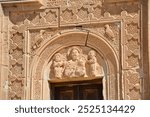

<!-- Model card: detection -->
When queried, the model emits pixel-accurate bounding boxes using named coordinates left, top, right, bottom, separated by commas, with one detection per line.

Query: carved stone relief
left=9, top=8, right=58, bottom=27
left=31, top=30, right=45, bottom=50
left=7, top=7, right=59, bottom=99
left=9, top=31, right=24, bottom=99
left=49, top=46, right=104, bottom=79
left=104, top=24, right=115, bottom=41
left=124, top=71, right=141, bottom=100
left=5, top=0, right=143, bottom=100
left=82, top=23, right=120, bottom=56
left=121, top=8, right=141, bottom=99
left=47, top=0, right=103, bottom=7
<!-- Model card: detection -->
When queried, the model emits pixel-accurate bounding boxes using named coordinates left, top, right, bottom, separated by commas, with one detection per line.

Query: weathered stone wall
left=0, top=0, right=149, bottom=100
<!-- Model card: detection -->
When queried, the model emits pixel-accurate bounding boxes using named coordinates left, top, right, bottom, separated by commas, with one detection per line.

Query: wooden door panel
left=54, top=86, right=76, bottom=100
left=79, top=84, right=103, bottom=100
left=52, top=83, right=103, bottom=100
left=80, top=89, right=99, bottom=100
left=59, top=90, right=74, bottom=100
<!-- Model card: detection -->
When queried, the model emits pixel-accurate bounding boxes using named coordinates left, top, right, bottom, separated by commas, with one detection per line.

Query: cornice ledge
left=104, top=0, right=139, bottom=3
left=0, top=0, right=45, bottom=6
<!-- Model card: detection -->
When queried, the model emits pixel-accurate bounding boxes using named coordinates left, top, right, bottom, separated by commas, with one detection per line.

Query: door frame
left=49, top=77, right=103, bottom=100
left=30, top=31, right=119, bottom=100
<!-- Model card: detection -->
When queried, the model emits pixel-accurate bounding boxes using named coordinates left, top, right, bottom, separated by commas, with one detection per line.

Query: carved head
left=53, top=53, right=62, bottom=62
left=105, top=24, right=109, bottom=29
left=88, top=50, right=96, bottom=58
left=68, top=46, right=82, bottom=61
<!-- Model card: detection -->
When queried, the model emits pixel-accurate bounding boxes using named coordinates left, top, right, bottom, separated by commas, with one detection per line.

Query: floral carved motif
left=61, top=8, right=76, bottom=23
left=122, top=9, right=141, bottom=99
left=124, top=71, right=140, bottom=100
left=127, top=54, right=139, bottom=68
left=77, top=7, right=89, bottom=21
left=8, top=24, right=24, bottom=99
left=92, top=5, right=102, bottom=19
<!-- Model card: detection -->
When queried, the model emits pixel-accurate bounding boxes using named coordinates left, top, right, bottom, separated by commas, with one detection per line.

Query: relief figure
left=105, top=24, right=115, bottom=41
left=53, top=53, right=65, bottom=79
left=64, top=46, right=87, bottom=77
left=87, top=50, right=103, bottom=77
left=51, top=47, right=104, bottom=79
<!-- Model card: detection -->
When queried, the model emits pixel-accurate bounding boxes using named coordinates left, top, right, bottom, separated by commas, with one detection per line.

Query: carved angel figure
left=87, top=50, right=103, bottom=77
left=53, top=53, right=65, bottom=79
left=64, top=46, right=87, bottom=77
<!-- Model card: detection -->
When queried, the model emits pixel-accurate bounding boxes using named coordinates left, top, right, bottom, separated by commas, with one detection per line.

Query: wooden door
left=52, top=83, right=103, bottom=100
left=79, top=84, right=103, bottom=100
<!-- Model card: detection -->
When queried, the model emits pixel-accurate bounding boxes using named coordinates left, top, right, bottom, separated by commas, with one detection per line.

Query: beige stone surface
left=0, top=0, right=149, bottom=100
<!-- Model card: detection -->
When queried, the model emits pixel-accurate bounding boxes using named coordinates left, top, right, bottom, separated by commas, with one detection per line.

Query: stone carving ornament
left=87, top=50, right=103, bottom=77
left=53, top=53, right=66, bottom=79
left=64, top=46, right=87, bottom=77
left=52, top=46, right=104, bottom=79
left=104, top=24, right=115, bottom=41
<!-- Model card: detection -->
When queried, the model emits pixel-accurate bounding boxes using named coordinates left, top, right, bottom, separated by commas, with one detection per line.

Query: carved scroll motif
left=51, top=46, right=104, bottom=79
